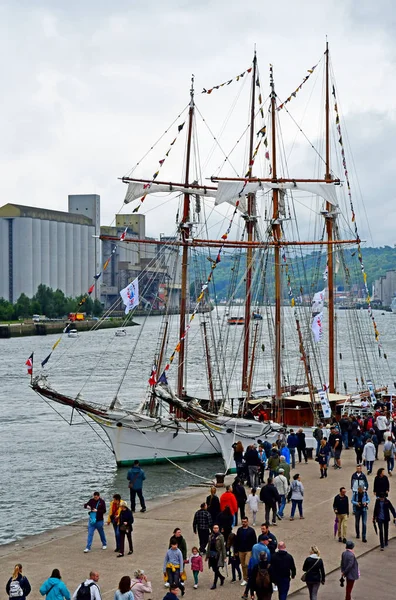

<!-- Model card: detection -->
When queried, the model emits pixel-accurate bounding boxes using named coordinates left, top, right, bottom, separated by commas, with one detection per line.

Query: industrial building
left=0, top=195, right=100, bottom=303
left=373, top=269, right=396, bottom=306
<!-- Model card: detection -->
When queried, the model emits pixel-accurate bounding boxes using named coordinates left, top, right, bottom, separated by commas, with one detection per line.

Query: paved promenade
left=0, top=450, right=393, bottom=599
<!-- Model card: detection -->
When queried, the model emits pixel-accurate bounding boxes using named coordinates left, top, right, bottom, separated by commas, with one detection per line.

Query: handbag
left=301, top=558, right=320, bottom=582
left=88, top=501, right=100, bottom=524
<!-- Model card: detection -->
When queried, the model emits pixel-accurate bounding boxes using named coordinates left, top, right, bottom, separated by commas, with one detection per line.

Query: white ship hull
left=90, top=411, right=221, bottom=466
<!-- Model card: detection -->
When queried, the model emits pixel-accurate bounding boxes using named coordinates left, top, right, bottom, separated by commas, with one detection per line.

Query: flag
left=88, top=284, right=95, bottom=295
left=94, top=272, right=102, bottom=280
left=120, top=277, right=139, bottom=314
left=25, top=352, right=33, bottom=375
left=312, top=312, right=323, bottom=342
left=119, top=227, right=128, bottom=241
left=41, top=352, right=52, bottom=368
left=318, top=389, right=331, bottom=419
left=52, top=337, right=61, bottom=351
left=158, top=371, right=168, bottom=385
left=148, top=365, right=157, bottom=387
left=312, top=289, right=325, bottom=314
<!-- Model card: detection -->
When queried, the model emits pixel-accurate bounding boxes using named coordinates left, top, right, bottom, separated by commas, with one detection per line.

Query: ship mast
left=242, top=53, right=257, bottom=393
left=177, top=76, right=195, bottom=398
left=325, top=42, right=335, bottom=392
left=270, top=66, right=283, bottom=420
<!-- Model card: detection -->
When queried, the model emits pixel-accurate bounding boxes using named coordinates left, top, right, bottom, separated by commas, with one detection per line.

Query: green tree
left=93, top=298, right=103, bottom=317
left=0, top=298, right=15, bottom=321
left=14, top=293, right=31, bottom=318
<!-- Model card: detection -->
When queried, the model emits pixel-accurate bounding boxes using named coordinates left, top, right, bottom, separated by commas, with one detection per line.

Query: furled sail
left=215, top=180, right=340, bottom=208
left=124, top=180, right=217, bottom=204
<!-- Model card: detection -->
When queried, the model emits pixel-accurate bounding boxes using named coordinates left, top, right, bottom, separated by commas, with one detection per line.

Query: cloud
left=0, top=0, right=394, bottom=245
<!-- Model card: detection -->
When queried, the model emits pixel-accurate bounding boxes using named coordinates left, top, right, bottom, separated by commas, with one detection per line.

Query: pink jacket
left=130, top=579, right=152, bottom=600
left=190, top=554, right=203, bottom=572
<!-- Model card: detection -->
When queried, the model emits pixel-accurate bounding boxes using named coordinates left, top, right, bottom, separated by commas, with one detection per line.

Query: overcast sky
left=1, top=0, right=395, bottom=247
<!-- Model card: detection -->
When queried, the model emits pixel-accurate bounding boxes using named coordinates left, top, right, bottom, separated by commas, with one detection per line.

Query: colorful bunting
left=332, top=84, right=380, bottom=345
left=277, top=60, right=320, bottom=111
left=202, top=67, right=253, bottom=94
left=26, top=352, right=33, bottom=376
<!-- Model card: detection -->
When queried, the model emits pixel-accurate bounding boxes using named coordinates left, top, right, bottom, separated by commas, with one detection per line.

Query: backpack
left=255, top=565, right=271, bottom=589
left=9, top=579, right=24, bottom=598
left=76, top=582, right=95, bottom=600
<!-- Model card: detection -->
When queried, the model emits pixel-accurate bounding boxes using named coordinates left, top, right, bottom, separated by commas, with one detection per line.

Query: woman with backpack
left=6, top=564, right=31, bottom=600
left=301, top=546, right=325, bottom=600
left=249, top=551, right=272, bottom=600
left=39, top=569, right=70, bottom=600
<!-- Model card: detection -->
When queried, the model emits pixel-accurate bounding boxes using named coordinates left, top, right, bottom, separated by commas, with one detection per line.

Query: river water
left=1, top=309, right=396, bottom=545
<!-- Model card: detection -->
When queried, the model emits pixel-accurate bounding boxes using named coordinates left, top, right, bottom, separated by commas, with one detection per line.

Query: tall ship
left=31, top=45, right=392, bottom=470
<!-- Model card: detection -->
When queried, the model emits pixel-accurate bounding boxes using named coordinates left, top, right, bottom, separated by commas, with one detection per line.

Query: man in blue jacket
left=127, top=460, right=146, bottom=513
left=287, top=430, right=298, bottom=469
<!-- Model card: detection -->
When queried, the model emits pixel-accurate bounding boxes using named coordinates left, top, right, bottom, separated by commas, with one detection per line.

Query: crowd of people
left=6, top=407, right=396, bottom=600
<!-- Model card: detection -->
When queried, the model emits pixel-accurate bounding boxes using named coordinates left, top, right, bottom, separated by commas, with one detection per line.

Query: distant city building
left=100, top=216, right=182, bottom=310
left=0, top=196, right=100, bottom=303
left=373, top=269, right=396, bottom=306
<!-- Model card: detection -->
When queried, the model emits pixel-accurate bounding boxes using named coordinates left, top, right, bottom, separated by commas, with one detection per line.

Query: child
left=190, top=546, right=203, bottom=589
left=226, top=532, right=241, bottom=582
left=163, top=537, right=185, bottom=596
left=246, top=488, right=260, bottom=526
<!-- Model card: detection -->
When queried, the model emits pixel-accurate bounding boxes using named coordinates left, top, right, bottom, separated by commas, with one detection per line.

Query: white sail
left=215, top=180, right=340, bottom=208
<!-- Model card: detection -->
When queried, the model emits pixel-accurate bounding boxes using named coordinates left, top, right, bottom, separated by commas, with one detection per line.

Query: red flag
left=148, top=364, right=157, bottom=387
left=25, top=352, right=33, bottom=375
left=119, top=227, right=128, bottom=241
left=88, top=284, right=95, bottom=295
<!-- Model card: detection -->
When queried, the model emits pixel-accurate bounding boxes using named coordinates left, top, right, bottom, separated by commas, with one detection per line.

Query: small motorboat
left=115, top=328, right=127, bottom=337
left=68, top=329, right=78, bottom=338
left=228, top=316, right=245, bottom=325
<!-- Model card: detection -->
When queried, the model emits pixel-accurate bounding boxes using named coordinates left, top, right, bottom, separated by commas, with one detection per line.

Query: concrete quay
left=0, top=450, right=393, bottom=599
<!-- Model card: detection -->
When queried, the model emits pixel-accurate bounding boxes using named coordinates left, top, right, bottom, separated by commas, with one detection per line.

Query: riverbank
left=0, top=451, right=392, bottom=598
left=0, top=319, right=138, bottom=338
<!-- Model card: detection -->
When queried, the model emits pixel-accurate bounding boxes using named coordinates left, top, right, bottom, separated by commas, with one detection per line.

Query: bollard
left=215, top=473, right=225, bottom=487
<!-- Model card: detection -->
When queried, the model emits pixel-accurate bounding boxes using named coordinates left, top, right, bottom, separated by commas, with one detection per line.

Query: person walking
left=249, top=552, right=272, bottom=600
left=273, top=469, right=289, bottom=520
left=206, top=524, right=226, bottom=589
left=258, top=445, right=268, bottom=483
left=163, top=537, right=185, bottom=596
left=114, top=577, right=134, bottom=600
left=350, top=464, right=369, bottom=492
left=130, top=570, right=152, bottom=600
left=206, top=487, right=220, bottom=524
left=232, top=477, right=247, bottom=525
left=289, top=474, right=304, bottom=520
left=270, top=541, right=296, bottom=600
left=267, top=449, right=280, bottom=478
left=246, top=487, right=260, bottom=526
left=72, top=572, right=101, bottom=600
left=117, top=500, right=134, bottom=557
left=339, top=414, right=351, bottom=450
left=235, top=516, right=257, bottom=585
left=258, top=523, right=277, bottom=557
left=352, top=431, right=364, bottom=465
left=301, top=546, right=325, bottom=600
left=245, top=444, right=262, bottom=488
left=351, top=485, right=369, bottom=542
left=226, top=532, right=242, bottom=582
left=333, top=487, right=349, bottom=543
left=375, top=412, right=389, bottom=444
left=372, top=493, right=396, bottom=550
left=190, top=546, right=203, bottom=589
left=287, top=430, right=298, bottom=469
left=6, top=564, right=31, bottom=600
left=219, top=485, right=238, bottom=523
left=317, top=439, right=329, bottom=478
left=193, top=502, right=213, bottom=554
left=40, top=569, right=70, bottom=600
left=296, top=429, right=308, bottom=464
left=362, top=438, right=376, bottom=475
left=383, top=435, right=396, bottom=476
left=260, top=477, right=280, bottom=526
left=107, top=494, right=122, bottom=553
left=373, top=467, right=390, bottom=497
left=169, top=528, right=188, bottom=562
left=127, top=460, right=146, bottom=513
left=313, top=423, right=324, bottom=457
left=83, top=491, right=107, bottom=553
left=232, top=441, right=246, bottom=482
left=217, top=505, right=233, bottom=545
left=278, top=456, right=290, bottom=482
left=340, top=541, right=359, bottom=600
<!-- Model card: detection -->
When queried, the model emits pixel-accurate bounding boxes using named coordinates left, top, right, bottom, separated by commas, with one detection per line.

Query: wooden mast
left=325, top=42, right=335, bottom=393
left=177, top=76, right=195, bottom=399
left=242, top=53, right=257, bottom=393
left=270, top=66, right=282, bottom=421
